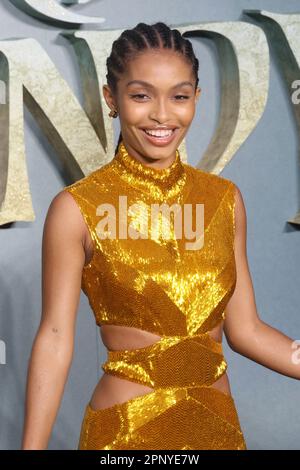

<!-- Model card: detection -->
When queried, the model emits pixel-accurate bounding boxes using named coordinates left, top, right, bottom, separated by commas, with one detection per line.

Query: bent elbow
left=226, top=335, right=241, bottom=353
left=225, top=320, right=262, bottom=354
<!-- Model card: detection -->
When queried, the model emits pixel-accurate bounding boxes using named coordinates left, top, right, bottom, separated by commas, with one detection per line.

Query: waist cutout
left=101, top=333, right=227, bottom=388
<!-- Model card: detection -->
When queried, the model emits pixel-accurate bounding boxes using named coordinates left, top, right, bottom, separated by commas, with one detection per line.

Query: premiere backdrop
left=0, top=0, right=300, bottom=450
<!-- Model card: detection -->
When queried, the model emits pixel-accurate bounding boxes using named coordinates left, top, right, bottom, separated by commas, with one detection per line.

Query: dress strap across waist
left=101, top=333, right=227, bottom=389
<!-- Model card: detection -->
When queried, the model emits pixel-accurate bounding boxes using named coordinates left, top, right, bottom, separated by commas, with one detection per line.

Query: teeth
left=144, top=129, right=174, bottom=137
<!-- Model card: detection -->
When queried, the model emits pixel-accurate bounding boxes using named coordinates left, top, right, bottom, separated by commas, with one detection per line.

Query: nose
left=149, top=97, right=171, bottom=123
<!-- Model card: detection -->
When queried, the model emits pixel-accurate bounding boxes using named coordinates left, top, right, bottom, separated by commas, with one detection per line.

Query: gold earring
left=109, top=108, right=118, bottom=118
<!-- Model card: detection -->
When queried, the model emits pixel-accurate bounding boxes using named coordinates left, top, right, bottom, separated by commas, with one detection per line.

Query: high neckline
left=112, top=140, right=187, bottom=200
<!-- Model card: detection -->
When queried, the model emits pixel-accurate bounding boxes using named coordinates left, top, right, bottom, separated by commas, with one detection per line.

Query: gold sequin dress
left=63, top=140, right=247, bottom=450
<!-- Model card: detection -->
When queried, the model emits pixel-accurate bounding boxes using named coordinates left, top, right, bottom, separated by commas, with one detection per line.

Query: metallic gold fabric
left=63, top=141, right=247, bottom=450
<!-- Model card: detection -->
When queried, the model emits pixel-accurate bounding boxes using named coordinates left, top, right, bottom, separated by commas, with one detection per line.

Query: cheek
left=121, top=99, right=148, bottom=125
left=177, top=104, right=196, bottom=125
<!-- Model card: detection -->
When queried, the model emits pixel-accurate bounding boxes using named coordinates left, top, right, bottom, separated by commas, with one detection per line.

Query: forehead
left=121, top=49, right=194, bottom=87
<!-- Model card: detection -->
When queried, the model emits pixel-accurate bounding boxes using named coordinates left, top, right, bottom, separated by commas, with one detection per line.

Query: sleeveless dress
left=63, top=140, right=247, bottom=450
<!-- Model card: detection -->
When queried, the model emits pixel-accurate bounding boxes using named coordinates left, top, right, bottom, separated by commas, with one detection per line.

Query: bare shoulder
left=41, top=189, right=89, bottom=280
left=232, top=182, right=247, bottom=239
left=232, top=182, right=245, bottom=207
left=44, top=189, right=87, bottom=246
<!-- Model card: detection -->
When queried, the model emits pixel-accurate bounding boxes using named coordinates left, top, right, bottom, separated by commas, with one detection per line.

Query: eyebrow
left=126, top=80, right=194, bottom=89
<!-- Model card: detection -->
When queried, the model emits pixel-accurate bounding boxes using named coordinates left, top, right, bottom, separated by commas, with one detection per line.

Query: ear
left=103, top=84, right=117, bottom=111
left=195, top=86, right=201, bottom=103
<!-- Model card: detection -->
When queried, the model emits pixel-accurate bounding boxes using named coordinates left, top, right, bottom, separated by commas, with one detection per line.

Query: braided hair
left=105, top=22, right=199, bottom=155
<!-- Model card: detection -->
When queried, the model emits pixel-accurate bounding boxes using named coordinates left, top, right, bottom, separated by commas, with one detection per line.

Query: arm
left=224, top=185, right=300, bottom=380
left=21, top=190, right=87, bottom=449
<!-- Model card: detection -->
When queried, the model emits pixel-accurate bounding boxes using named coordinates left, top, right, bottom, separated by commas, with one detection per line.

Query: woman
left=22, top=22, right=299, bottom=450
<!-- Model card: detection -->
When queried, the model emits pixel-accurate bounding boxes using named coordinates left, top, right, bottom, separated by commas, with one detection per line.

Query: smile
left=141, top=128, right=178, bottom=146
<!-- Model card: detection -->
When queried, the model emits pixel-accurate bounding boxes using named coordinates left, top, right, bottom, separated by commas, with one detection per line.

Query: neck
left=119, top=143, right=177, bottom=171
left=111, top=140, right=187, bottom=201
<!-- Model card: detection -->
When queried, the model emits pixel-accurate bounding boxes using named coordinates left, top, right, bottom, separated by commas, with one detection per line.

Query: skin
left=21, top=49, right=300, bottom=450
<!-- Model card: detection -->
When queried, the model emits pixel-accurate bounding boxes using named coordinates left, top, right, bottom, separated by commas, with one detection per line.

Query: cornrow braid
left=106, top=22, right=199, bottom=155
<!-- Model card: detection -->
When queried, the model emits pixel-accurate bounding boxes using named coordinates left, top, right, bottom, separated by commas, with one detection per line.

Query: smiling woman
left=22, top=21, right=248, bottom=451
left=76, top=22, right=246, bottom=450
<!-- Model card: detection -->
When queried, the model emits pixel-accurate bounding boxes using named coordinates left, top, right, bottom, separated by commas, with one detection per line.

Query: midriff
left=89, top=323, right=232, bottom=411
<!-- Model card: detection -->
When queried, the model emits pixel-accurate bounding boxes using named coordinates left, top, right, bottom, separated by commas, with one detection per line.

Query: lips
left=141, top=128, right=178, bottom=146
left=142, top=126, right=178, bottom=131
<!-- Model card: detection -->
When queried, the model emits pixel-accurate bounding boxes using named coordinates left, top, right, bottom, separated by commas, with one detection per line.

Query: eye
left=174, top=95, right=190, bottom=100
left=129, top=94, right=149, bottom=101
